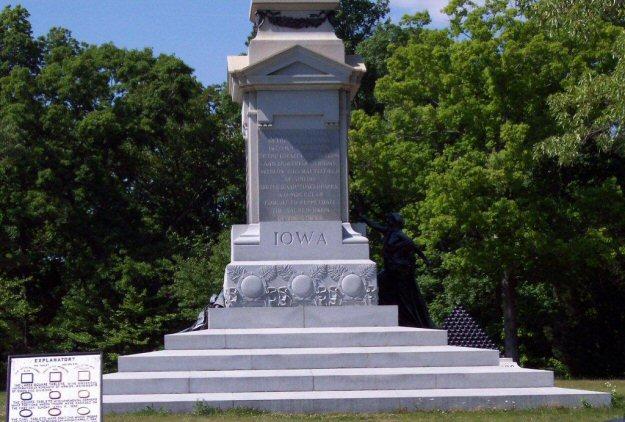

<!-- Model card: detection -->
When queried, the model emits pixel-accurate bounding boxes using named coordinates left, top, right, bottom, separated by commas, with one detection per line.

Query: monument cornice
left=249, top=0, right=340, bottom=21
left=228, top=45, right=365, bottom=102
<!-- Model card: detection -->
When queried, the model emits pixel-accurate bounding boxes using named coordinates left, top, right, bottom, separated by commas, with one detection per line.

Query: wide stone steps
left=103, top=387, right=611, bottom=414
left=104, top=366, right=554, bottom=395
left=103, top=307, right=611, bottom=413
left=165, top=326, right=448, bottom=349
left=118, top=345, right=500, bottom=372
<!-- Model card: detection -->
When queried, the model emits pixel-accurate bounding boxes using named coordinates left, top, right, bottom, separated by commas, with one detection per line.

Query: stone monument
left=101, top=1, right=611, bottom=413
left=223, top=0, right=377, bottom=307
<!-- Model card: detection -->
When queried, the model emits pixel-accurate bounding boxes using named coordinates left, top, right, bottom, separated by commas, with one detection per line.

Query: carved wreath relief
left=255, top=10, right=336, bottom=30
left=225, top=264, right=377, bottom=307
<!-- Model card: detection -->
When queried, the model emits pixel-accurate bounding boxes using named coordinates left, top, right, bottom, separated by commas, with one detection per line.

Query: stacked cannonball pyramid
left=442, top=306, right=500, bottom=353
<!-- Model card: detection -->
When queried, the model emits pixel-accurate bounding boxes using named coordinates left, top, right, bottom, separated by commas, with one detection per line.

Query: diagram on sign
left=6, top=353, right=102, bottom=422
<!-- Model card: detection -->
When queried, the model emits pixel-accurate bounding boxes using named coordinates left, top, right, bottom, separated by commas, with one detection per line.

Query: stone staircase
left=102, top=306, right=610, bottom=414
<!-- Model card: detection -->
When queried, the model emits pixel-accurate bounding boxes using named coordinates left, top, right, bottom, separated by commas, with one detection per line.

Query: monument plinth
left=224, top=0, right=376, bottom=307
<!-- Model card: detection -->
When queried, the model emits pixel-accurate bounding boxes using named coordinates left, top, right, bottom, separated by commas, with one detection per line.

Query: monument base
left=102, top=306, right=610, bottom=414
left=224, top=260, right=377, bottom=307
left=224, top=222, right=379, bottom=307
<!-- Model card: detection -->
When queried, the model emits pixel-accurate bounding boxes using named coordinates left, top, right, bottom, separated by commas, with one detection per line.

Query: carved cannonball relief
left=291, top=275, right=314, bottom=299
left=341, top=274, right=365, bottom=298
left=240, top=275, right=265, bottom=299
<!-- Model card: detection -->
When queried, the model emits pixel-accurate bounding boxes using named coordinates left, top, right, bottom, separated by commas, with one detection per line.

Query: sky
left=0, top=0, right=449, bottom=86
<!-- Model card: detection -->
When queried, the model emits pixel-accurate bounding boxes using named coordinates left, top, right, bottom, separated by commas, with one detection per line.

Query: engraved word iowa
left=273, top=231, right=328, bottom=246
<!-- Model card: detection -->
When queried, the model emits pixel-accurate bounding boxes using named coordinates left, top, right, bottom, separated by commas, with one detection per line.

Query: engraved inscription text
left=273, top=231, right=328, bottom=246
left=259, top=129, right=341, bottom=221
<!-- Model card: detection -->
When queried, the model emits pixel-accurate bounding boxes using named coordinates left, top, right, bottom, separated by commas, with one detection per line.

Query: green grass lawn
left=1, top=380, right=624, bottom=421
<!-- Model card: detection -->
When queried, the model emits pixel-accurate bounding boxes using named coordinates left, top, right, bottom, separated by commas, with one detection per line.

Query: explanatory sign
left=6, top=352, right=102, bottom=421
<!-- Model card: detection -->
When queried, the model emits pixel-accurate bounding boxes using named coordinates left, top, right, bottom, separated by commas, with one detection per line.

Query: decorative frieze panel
left=255, top=11, right=336, bottom=30
left=225, top=263, right=378, bottom=307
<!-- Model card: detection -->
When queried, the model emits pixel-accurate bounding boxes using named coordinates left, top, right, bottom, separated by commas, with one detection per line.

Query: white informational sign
left=6, top=352, right=102, bottom=421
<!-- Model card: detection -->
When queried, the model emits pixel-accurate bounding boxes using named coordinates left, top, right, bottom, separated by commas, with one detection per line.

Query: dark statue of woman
left=362, top=213, right=434, bottom=328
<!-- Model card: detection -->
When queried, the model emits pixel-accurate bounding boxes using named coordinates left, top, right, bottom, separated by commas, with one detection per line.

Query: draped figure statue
left=363, top=213, right=434, bottom=328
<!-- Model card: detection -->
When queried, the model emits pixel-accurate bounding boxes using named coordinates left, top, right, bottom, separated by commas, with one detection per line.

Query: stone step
left=165, top=326, right=448, bottom=350
left=103, top=387, right=611, bottom=414
left=202, top=305, right=399, bottom=329
left=117, top=346, right=500, bottom=372
left=103, top=366, right=554, bottom=395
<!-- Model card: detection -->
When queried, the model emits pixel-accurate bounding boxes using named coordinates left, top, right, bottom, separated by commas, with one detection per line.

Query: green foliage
left=193, top=403, right=268, bottom=417
left=530, top=1, right=625, bottom=164
left=352, top=0, right=625, bottom=376
left=130, top=406, right=172, bottom=416
left=333, top=0, right=390, bottom=54
left=605, top=381, right=625, bottom=408
left=0, top=6, right=40, bottom=76
left=522, top=0, right=625, bottom=37
left=0, top=5, right=245, bottom=379
left=0, top=276, right=35, bottom=348
left=355, top=13, right=431, bottom=112
left=193, top=402, right=220, bottom=416
left=0, top=276, right=38, bottom=386
left=171, top=230, right=231, bottom=321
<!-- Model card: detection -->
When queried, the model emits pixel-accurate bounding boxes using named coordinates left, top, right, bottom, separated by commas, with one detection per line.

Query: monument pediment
left=228, top=45, right=365, bottom=102
left=268, top=61, right=329, bottom=76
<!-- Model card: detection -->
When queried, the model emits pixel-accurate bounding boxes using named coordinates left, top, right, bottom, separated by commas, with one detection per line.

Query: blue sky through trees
left=0, top=0, right=449, bottom=85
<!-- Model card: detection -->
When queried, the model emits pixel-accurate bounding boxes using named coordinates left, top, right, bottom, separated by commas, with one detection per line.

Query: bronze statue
left=363, top=213, right=434, bottom=328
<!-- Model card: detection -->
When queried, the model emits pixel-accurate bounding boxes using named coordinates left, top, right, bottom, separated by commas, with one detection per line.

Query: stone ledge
left=164, top=326, right=446, bottom=350
left=103, top=388, right=612, bottom=414
left=203, top=306, right=398, bottom=329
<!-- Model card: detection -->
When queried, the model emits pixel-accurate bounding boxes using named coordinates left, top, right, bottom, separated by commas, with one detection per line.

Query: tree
left=350, top=0, right=625, bottom=374
left=334, top=0, right=390, bottom=54
left=0, top=276, right=37, bottom=387
left=171, top=229, right=231, bottom=322
left=0, top=5, right=245, bottom=375
left=525, top=0, right=625, bottom=165
left=0, top=5, right=40, bottom=76
left=355, top=13, right=431, bottom=113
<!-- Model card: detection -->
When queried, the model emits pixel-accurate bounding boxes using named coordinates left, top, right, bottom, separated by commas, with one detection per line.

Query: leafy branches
left=352, top=2, right=625, bottom=375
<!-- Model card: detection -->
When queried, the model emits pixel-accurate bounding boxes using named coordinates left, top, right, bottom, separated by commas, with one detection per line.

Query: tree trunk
left=501, top=269, right=520, bottom=362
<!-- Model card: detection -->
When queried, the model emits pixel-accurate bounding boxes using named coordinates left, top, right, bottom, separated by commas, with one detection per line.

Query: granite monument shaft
left=224, top=0, right=377, bottom=307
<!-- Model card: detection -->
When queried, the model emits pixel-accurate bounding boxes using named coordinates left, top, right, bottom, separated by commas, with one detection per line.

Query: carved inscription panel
left=258, top=128, right=341, bottom=221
